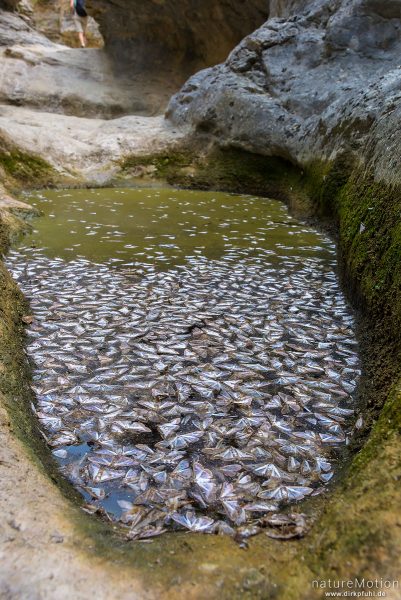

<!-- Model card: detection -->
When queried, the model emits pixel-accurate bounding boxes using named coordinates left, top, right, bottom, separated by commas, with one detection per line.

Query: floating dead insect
left=172, top=511, right=215, bottom=533
left=5, top=205, right=360, bottom=540
left=264, top=512, right=309, bottom=540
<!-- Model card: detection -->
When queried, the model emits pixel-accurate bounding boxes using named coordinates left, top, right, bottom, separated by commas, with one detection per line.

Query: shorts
left=73, top=12, right=88, bottom=34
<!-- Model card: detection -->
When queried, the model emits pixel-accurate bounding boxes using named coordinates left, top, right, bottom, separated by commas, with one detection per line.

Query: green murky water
left=7, top=186, right=360, bottom=536
left=22, top=187, right=334, bottom=267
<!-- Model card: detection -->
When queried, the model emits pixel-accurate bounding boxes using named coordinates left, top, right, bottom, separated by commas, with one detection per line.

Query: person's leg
left=73, top=13, right=85, bottom=47
left=80, top=16, right=88, bottom=47
left=78, top=30, right=85, bottom=47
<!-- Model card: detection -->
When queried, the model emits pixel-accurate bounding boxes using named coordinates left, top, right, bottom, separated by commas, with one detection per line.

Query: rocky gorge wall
left=88, top=0, right=269, bottom=80
left=0, top=0, right=400, bottom=598
left=167, top=0, right=401, bottom=179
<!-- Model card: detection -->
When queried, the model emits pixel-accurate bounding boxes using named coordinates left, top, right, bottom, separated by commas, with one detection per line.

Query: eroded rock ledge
left=167, top=0, right=401, bottom=184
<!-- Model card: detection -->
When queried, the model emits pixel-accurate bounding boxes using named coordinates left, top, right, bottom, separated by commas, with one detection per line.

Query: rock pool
left=6, top=187, right=360, bottom=540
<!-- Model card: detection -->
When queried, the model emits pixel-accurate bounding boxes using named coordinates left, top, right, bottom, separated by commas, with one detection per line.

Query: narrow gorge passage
left=6, top=188, right=360, bottom=541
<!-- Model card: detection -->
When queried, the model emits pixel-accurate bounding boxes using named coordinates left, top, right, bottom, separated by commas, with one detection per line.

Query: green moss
left=120, top=151, right=192, bottom=181
left=0, top=149, right=56, bottom=189
left=0, top=259, right=86, bottom=500
left=120, top=147, right=302, bottom=202
left=0, top=207, right=85, bottom=508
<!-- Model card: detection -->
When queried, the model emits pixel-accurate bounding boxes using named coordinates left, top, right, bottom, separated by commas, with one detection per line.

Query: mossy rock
left=0, top=149, right=55, bottom=189
left=0, top=132, right=57, bottom=190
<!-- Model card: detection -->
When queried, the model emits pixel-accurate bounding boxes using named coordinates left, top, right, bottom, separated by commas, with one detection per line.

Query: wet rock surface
left=6, top=188, right=359, bottom=541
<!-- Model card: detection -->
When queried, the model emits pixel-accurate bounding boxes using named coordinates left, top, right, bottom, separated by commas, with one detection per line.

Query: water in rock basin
left=7, top=187, right=360, bottom=540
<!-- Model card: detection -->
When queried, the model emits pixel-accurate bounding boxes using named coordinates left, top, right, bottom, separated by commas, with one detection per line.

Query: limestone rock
left=0, top=10, right=175, bottom=117
left=87, top=0, right=269, bottom=83
left=0, top=104, right=184, bottom=184
left=31, top=0, right=104, bottom=49
left=16, top=0, right=33, bottom=17
left=167, top=0, right=401, bottom=184
left=0, top=8, right=52, bottom=45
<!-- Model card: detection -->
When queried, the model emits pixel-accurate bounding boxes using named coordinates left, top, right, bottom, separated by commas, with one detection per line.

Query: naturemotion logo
left=311, top=578, right=399, bottom=598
